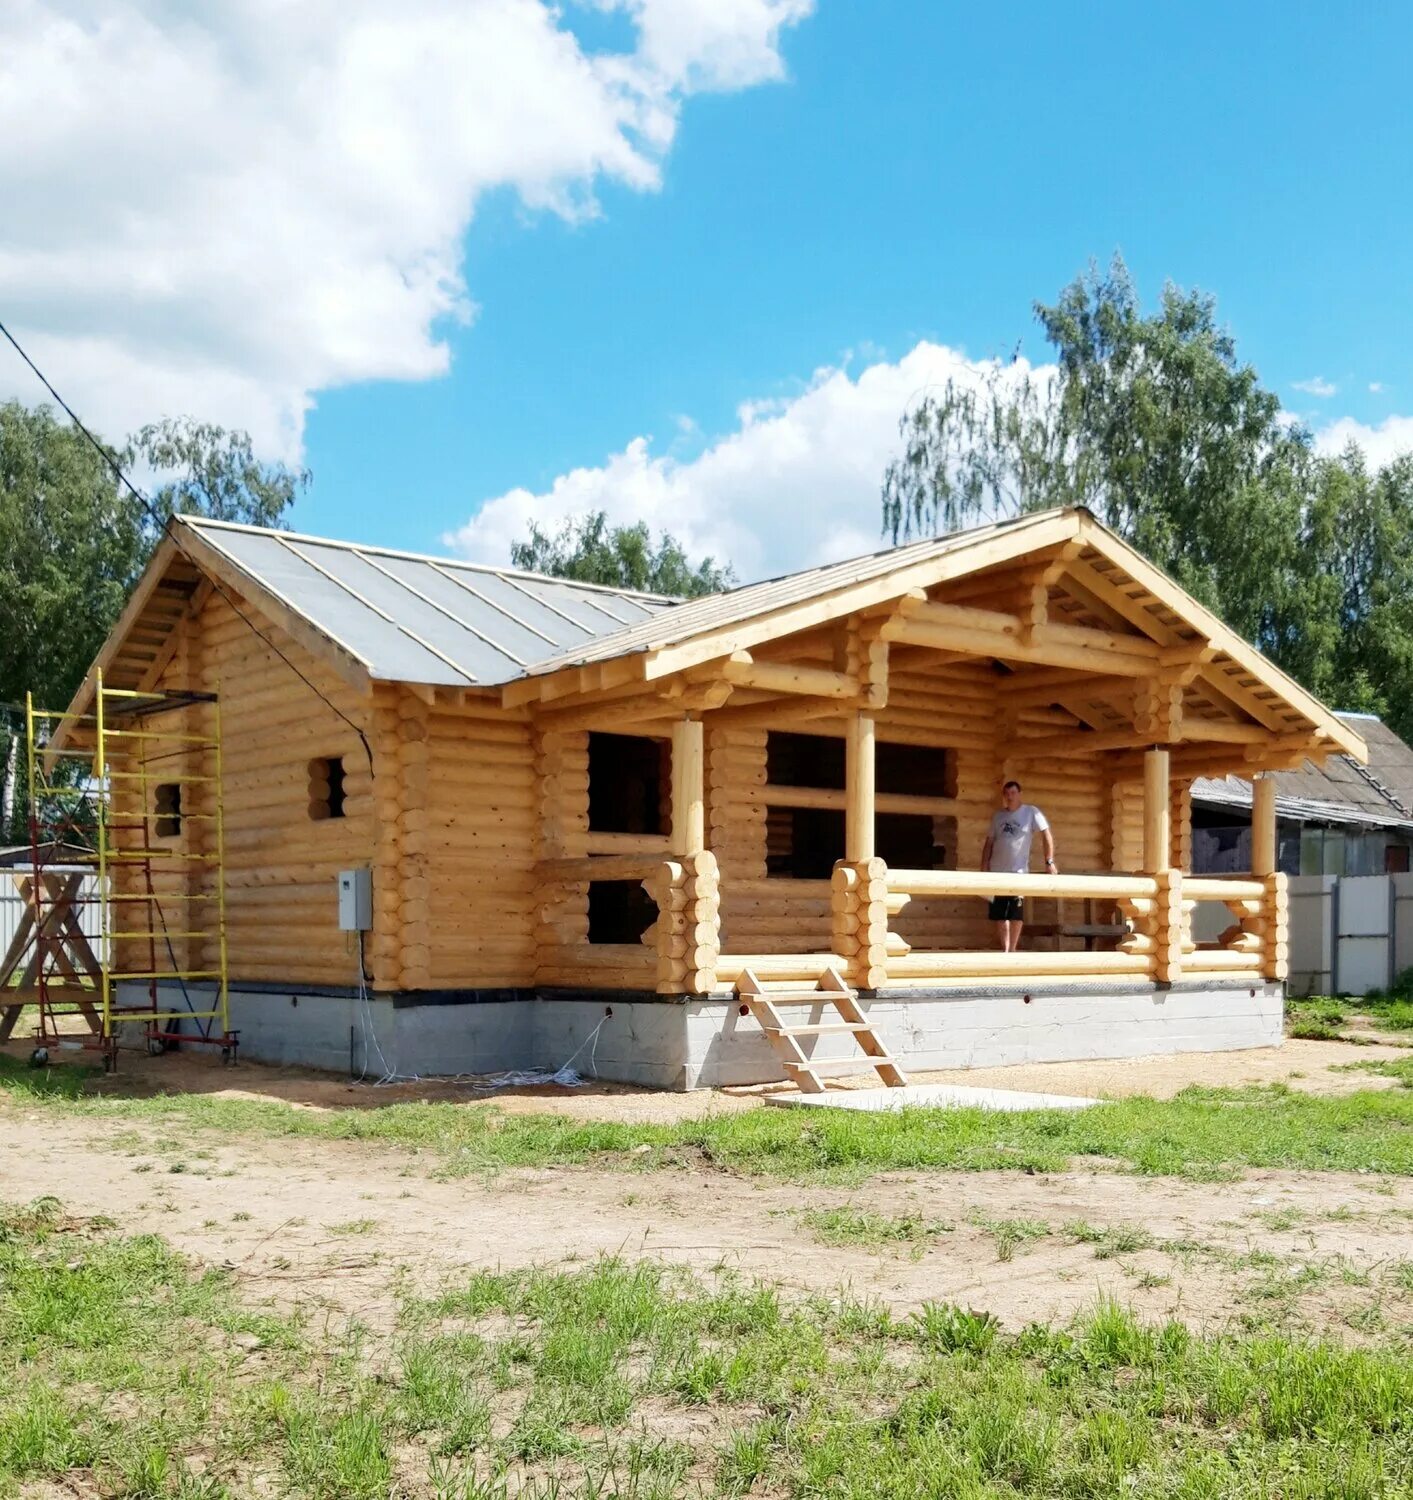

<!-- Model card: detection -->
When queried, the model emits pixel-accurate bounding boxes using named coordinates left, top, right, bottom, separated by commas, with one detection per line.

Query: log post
left=832, top=710, right=887, bottom=990
left=1252, top=774, right=1276, bottom=878
left=845, top=711, right=876, bottom=862
left=1143, top=747, right=1182, bottom=984
left=658, top=717, right=717, bottom=995
left=670, top=718, right=705, bottom=857
left=1252, top=774, right=1288, bottom=980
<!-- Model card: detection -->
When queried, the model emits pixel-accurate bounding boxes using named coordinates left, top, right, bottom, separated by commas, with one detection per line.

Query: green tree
left=129, top=417, right=306, bottom=533
left=881, top=256, right=1413, bottom=740
left=511, top=511, right=733, bottom=597
left=0, top=402, right=305, bottom=715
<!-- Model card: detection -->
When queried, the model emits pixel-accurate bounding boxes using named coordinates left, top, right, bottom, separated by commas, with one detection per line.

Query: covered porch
left=508, top=511, right=1358, bottom=1084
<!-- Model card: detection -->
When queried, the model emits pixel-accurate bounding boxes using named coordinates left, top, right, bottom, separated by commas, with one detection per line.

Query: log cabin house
left=55, top=505, right=1364, bottom=1088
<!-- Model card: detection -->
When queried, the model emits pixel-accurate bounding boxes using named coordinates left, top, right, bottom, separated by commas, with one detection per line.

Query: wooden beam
left=1144, top=748, right=1170, bottom=874
left=1060, top=557, right=1182, bottom=645
left=1252, top=774, right=1277, bottom=878
left=846, top=712, right=876, bottom=862
left=717, top=651, right=859, bottom=700
left=1195, top=664, right=1292, bottom=733
left=637, top=511, right=1081, bottom=681
left=670, top=718, right=705, bottom=857
left=1080, top=522, right=1366, bottom=759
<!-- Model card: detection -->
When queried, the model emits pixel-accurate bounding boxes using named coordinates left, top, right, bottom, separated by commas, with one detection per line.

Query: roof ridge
left=176, top=514, right=681, bottom=605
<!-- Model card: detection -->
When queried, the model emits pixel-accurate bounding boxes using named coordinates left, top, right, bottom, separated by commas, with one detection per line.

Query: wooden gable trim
left=51, top=534, right=190, bottom=749
left=634, top=510, right=1082, bottom=682
left=1073, top=517, right=1366, bottom=760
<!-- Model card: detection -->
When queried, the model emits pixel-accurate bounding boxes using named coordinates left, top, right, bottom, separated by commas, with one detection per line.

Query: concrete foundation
left=121, top=977, right=1285, bottom=1091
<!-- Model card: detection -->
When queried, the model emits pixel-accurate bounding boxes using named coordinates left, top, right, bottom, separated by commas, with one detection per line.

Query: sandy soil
left=3, top=1073, right=1413, bottom=1342
left=3, top=1033, right=1402, bottom=1125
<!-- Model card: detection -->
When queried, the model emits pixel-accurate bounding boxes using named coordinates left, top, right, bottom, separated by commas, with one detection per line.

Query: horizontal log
left=887, top=870, right=1159, bottom=899
left=886, top=949, right=1149, bottom=978
left=1179, top=950, right=1264, bottom=972
left=714, top=953, right=846, bottom=983
left=1183, top=878, right=1267, bottom=901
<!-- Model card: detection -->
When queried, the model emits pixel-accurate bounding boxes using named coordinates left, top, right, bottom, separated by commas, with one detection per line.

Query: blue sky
left=4, top=2, right=1410, bottom=579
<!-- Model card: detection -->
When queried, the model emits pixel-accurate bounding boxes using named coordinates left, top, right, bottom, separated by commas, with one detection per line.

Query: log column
left=657, top=718, right=717, bottom=994
left=833, top=712, right=888, bottom=990
left=845, top=712, right=876, bottom=862
left=1252, top=773, right=1289, bottom=981
left=1143, top=747, right=1182, bottom=984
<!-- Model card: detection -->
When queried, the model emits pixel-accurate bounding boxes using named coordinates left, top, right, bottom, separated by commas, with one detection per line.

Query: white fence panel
left=0, top=874, right=102, bottom=962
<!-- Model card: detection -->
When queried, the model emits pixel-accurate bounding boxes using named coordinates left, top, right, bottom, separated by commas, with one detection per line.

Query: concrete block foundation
left=122, top=977, right=1285, bottom=1091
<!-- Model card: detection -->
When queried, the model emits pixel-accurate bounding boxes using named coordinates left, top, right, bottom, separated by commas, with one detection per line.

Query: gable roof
left=62, top=506, right=1366, bottom=764
left=1193, top=713, right=1413, bottom=831
left=123, top=516, right=677, bottom=694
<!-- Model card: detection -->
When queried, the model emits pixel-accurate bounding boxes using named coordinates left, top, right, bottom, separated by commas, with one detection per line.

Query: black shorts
left=987, top=896, right=1023, bottom=922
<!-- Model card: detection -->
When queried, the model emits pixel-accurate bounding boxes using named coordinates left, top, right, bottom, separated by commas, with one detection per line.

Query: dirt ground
left=8, top=1032, right=1403, bottom=1123
left=4, top=1037, right=1413, bottom=1341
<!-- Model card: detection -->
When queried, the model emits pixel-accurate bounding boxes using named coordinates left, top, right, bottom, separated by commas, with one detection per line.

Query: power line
left=0, top=318, right=373, bottom=771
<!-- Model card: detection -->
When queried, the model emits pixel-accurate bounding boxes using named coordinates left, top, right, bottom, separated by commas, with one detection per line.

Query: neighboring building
left=46, top=506, right=1365, bottom=1087
left=1192, top=713, right=1413, bottom=877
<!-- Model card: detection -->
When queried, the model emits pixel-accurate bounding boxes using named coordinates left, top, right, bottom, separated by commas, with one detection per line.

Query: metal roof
left=1192, top=713, right=1413, bottom=832
left=179, top=516, right=678, bottom=688
left=522, top=510, right=1066, bottom=678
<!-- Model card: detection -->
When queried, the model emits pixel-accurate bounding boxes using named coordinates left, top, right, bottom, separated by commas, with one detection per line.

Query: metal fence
left=0, top=873, right=102, bottom=961
left=1286, top=873, right=1413, bottom=997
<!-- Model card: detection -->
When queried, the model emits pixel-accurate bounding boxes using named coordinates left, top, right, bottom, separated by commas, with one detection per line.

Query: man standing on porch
left=981, top=780, right=1057, bottom=952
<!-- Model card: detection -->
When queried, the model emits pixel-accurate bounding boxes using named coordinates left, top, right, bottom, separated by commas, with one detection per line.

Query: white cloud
left=1369, top=382, right=1385, bottom=394
left=1292, top=376, right=1338, bottom=398
left=446, top=343, right=1052, bottom=580
left=1315, top=414, right=1413, bottom=469
left=0, top=0, right=810, bottom=461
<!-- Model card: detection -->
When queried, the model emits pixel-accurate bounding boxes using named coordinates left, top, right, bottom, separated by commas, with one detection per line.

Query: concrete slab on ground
left=764, top=1083, right=1100, bottom=1113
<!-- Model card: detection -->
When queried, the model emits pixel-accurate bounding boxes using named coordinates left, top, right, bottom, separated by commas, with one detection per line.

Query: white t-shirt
left=987, top=804, right=1050, bottom=875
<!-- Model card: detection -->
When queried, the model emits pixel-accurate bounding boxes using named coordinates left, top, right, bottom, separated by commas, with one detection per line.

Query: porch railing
left=534, top=854, right=1287, bottom=996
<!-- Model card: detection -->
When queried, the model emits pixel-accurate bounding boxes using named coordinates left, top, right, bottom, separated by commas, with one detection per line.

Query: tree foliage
left=0, top=402, right=305, bottom=715
left=510, top=510, right=734, bottom=598
left=882, top=256, right=1413, bottom=740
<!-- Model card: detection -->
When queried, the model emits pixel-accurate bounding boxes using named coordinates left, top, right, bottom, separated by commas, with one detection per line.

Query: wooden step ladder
left=737, top=966, right=907, bottom=1093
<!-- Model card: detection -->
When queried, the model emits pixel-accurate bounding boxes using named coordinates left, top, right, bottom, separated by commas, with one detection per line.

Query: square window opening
left=588, top=732, right=668, bottom=834
left=588, top=879, right=659, bottom=945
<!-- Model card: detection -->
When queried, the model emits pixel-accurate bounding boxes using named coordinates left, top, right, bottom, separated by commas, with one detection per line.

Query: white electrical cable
left=347, top=941, right=611, bottom=1094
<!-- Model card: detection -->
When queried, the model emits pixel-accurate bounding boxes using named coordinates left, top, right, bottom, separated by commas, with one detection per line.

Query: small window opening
left=154, top=783, right=182, bottom=839
left=309, top=756, right=346, bottom=820
left=588, top=879, right=659, bottom=945
left=588, top=732, right=668, bottom=834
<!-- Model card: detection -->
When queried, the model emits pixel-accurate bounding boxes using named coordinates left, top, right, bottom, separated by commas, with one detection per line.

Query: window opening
left=588, top=732, right=668, bottom=834
left=309, top=756, right=346, bottom=820
left=588, top=880, right=659, bottom=945
left=154, top=782, right=182, bottom=839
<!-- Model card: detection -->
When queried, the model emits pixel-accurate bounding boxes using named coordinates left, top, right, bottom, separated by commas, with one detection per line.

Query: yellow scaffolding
left=8, top=670, right=236, bottom=1068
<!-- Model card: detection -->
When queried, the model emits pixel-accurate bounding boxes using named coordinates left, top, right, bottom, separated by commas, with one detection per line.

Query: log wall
left=120, top=590, right=374, bottom=988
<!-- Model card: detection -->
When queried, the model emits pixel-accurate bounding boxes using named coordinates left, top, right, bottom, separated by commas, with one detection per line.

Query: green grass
left=9, top=1054, right=1413, bottom=1183
left=7, top=1201, right=1413, bottom=1498
left=799, top=1206, right=952, bottom=1249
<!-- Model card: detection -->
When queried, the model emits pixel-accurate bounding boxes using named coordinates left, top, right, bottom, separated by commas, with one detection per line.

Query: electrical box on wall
left=337, top=867, right=372, bottom=931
